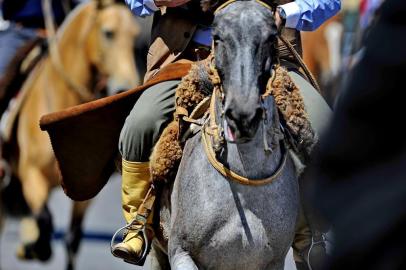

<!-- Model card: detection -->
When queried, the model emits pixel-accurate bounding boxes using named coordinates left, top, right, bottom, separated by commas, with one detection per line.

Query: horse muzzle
left=224, top=106, right=262, bottom=143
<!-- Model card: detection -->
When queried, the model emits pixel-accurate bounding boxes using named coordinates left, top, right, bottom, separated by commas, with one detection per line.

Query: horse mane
left=0, top=37, right=46, bottom=115
left=53, top=2, right=96, bottom=47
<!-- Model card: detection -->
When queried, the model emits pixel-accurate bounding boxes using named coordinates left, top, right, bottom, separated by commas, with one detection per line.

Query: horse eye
left=213, top=34, right=222, bottom=44
left=103, top=29, right=115, bottom=40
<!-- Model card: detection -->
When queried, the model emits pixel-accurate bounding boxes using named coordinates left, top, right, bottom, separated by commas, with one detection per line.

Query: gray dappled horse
left=152, top=1, right=299, bottom=269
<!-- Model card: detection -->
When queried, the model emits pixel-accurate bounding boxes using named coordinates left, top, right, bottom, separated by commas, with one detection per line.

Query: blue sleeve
left=281, top=0, right=341, bottom=31
left=125, top=0, right=158, bottom=17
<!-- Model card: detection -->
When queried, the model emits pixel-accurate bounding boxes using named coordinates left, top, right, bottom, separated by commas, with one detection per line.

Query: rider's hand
left=275, top=7, right=286, bottom=32
left=154, top=0, right=191, bottom=8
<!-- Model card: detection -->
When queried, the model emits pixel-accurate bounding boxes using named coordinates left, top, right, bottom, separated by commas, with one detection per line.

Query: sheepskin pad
left=150, top=60, right=316, bottom=183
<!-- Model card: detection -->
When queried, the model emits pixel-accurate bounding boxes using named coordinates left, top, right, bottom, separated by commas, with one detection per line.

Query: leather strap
left=134, top=186, right=156, bottom=225
left=278, top=35, right=321, bottom=92
left=202, top=124, right=288, bottom=186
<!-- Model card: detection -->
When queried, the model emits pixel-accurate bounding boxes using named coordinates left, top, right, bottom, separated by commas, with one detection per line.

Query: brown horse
left=3, top=0, right=140, bottom=269
left=302, top=15, right=343, bottom=105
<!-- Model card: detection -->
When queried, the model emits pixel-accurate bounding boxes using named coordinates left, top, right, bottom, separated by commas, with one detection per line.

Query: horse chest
left=171, top=139, right=299, bottom=269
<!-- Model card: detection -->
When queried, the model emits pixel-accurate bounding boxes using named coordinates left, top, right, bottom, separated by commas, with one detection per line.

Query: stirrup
left=110, top=215, right=150, bottom=265
left=306, top=233, right=327, bottom=270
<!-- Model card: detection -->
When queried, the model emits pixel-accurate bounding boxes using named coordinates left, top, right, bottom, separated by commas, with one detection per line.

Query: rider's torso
left=145, top=0, right=300, bottom=82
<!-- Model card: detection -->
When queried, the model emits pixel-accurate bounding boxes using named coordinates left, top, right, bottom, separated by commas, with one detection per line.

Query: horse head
left=87, top=0, right=141, bottom=93
left=212, top=0, right=278, bottom=143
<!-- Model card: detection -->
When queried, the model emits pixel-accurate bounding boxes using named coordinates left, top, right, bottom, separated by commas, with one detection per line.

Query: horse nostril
left=225, top=108, right=238, bottom=125
left=225, top=107, right=262, bottom=127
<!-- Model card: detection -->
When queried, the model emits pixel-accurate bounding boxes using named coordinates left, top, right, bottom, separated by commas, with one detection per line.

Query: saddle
left=150, top=56, right=317, bottom=184
left=39, top=62, right=192, bottom=201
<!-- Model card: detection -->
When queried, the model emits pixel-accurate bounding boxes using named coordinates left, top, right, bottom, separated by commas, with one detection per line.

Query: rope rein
left=202, top=86, right=288, bottom=186
left=199, top=49, right=290, bottom=186
left=278, top=35, right=321, bottom=92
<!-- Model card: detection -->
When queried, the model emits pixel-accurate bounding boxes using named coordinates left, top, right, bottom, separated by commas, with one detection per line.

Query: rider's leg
left=112, top=80, right=180, bottom=264
left=288, top=71, right=332, bottom=270
left=0, top=23, right=38, bottom=78
left=288, top=71, right=332, bottom=135
left=0, top=24, right=38, bottom=177
left=292, top=205, right=328, bottom=270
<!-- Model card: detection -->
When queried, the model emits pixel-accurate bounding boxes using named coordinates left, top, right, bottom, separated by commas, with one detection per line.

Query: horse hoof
left=16, top=241, right=52, bottom=262
left=66, top=262, right=74, bottom=270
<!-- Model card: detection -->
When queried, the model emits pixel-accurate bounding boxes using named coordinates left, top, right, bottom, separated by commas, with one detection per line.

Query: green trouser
left=118, top=72, right=332, bottom=266
left=119, top=80, right=180, bottom=162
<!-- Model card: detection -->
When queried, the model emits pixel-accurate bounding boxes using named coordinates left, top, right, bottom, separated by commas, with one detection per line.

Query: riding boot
left=111, top=159, right=154, bottom=265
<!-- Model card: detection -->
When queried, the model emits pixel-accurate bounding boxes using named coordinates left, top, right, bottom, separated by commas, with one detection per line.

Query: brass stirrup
left=111, top=186, right=156, bottom=265
left=110, top=216, right=150, bottom=265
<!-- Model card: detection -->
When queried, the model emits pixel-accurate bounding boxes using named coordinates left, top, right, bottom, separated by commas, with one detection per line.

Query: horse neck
left=43, top=3, right=96, bottom=105
left=217, top=97, right=283, bottom=179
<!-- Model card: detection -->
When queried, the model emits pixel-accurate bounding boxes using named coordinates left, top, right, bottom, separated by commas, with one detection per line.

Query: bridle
left=201, top=84, right=288, bottom=186
left=205, top=0, right=281, bottom=152
left=202, top=0, right=289, bottom=186
left=41, top=0, right=112, bottom=102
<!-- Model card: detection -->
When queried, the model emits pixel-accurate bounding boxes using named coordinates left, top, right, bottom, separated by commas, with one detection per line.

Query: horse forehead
left=215, top=2, right=272, bottom=37
left=98, top=6, right=136, bottom=30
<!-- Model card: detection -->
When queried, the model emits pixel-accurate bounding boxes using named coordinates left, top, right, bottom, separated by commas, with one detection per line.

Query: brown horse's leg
left=17, top=165, right=53, bottom=261
left=65, top=200, right=91, bottom=270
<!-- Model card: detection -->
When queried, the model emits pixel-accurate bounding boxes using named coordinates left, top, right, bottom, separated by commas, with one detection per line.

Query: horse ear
left=94, top=0, right=117, bottom=9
